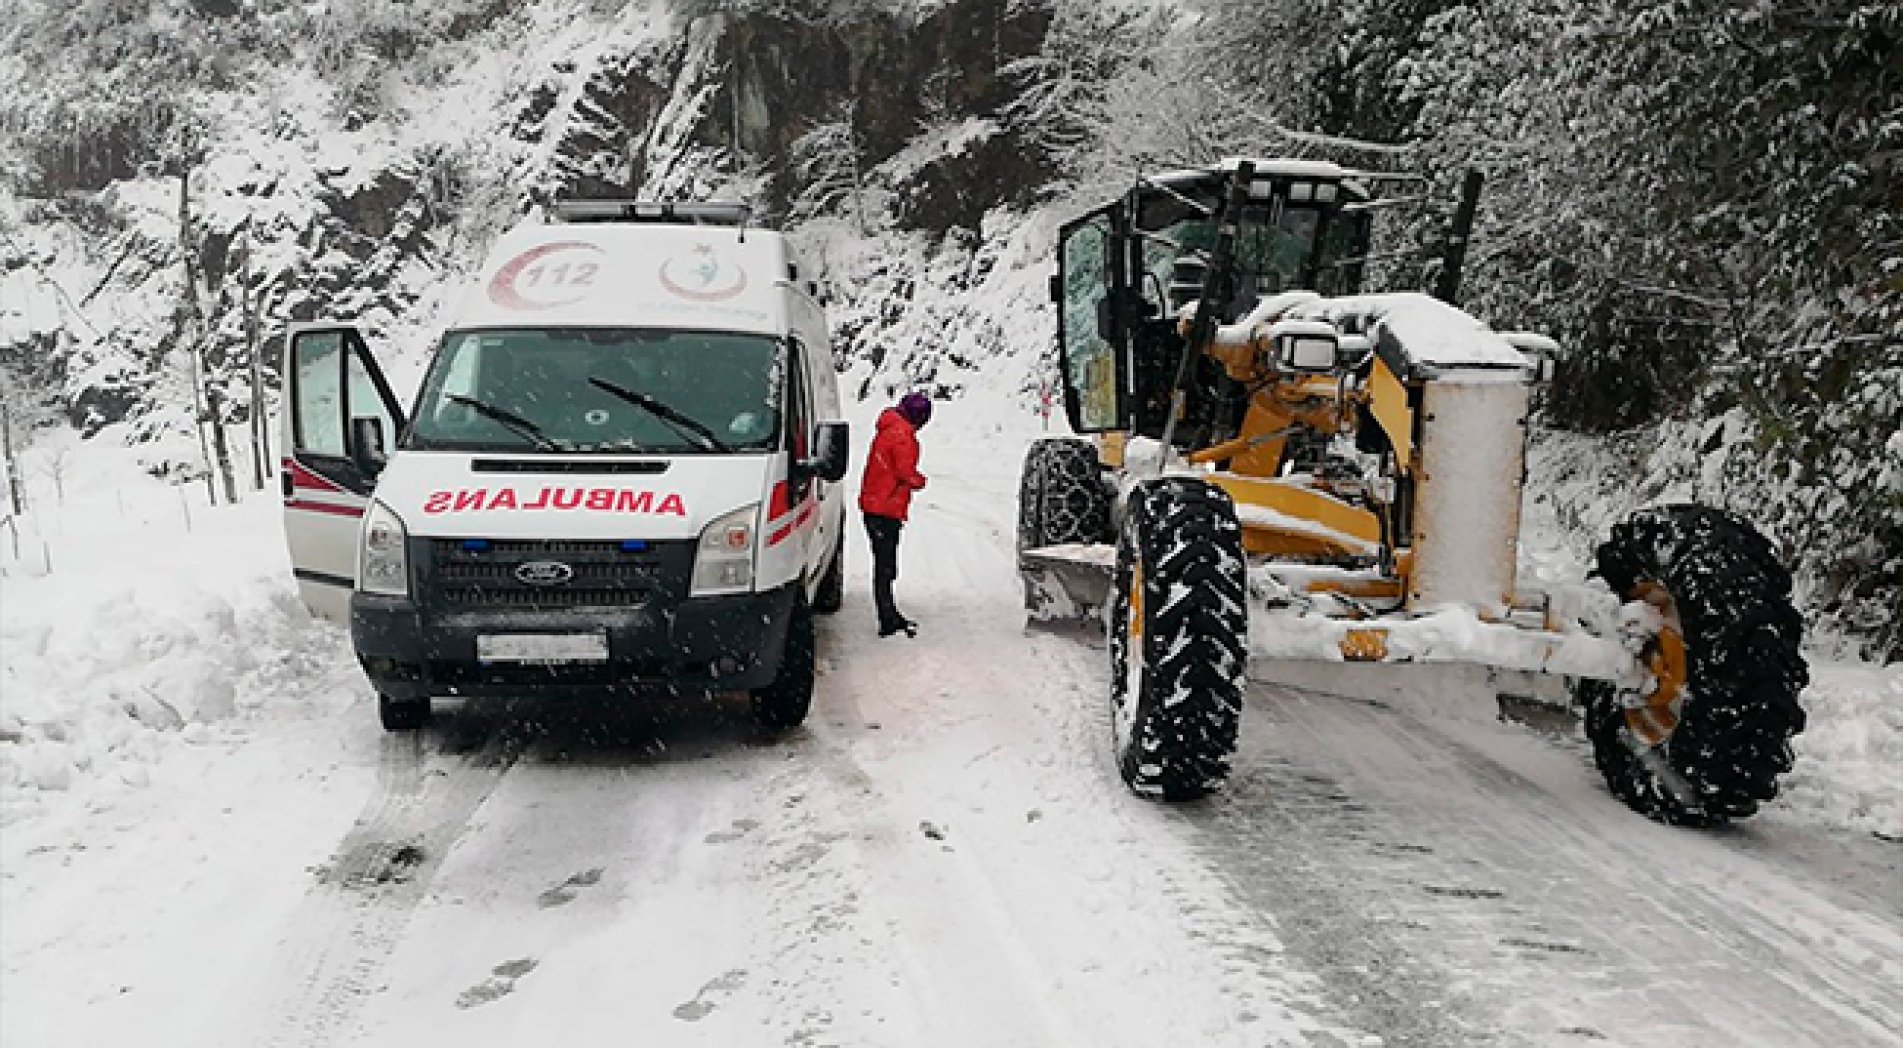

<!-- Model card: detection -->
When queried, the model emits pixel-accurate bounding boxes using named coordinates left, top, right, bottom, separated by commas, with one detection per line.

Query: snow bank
left=1520, top=431, right=1903, bottom=837
left=0, top=432, right=356, bottom=824
left=1775, top=663, right=1903, bottom=838
left=0, top=577, right=316, bottom=799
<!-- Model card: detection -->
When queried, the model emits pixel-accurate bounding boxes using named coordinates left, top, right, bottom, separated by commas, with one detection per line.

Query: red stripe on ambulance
left=284, top=459, right=346, bottom=494
left=766, top=496, right=817, bottom=547
left=286, top=499, right=365, bottom=519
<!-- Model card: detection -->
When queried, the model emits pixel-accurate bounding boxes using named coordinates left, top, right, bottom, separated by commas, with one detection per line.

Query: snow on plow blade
left=1249, top=605, right=1642, bottom=686
left=1023, top=543, right=1643, bottom=690
left=1021, top=543, right=1116, bottom=622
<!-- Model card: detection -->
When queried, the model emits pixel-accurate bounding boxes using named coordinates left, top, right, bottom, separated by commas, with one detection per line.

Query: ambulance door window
left=786, top=339, right=815, bottom=499
left=347, top=348, right=399, bottom=456
left=292, top=332, right=346, bottom=458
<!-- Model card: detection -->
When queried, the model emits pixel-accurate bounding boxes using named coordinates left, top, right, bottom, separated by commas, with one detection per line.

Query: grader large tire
left=1109, top=477, right=1248, bottom=800
left=1017, top=437, right=1111, bottom=554
left=1579, top=504, right=1808, bottom=826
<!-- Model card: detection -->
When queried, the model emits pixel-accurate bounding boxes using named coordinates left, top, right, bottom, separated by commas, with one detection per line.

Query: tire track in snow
left=1192, top=674, right=1901, bottom=1048
left=221, top=716, right=527, bottom=1048
left=932, top=471, right=1368, bottom=1042
left=343, top=696, right=812, bottom=1046
left=756, top=722, right=1088, bottom=1048
left=801, top=470, right=1358, bottom=1047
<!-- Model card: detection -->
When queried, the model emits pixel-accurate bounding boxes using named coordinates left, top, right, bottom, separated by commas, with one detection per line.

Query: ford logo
left=514, top=560, right=575, bottom=586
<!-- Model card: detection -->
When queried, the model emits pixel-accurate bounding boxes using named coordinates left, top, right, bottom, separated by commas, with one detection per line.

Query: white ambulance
left=280, top=201, right=849, bottom=731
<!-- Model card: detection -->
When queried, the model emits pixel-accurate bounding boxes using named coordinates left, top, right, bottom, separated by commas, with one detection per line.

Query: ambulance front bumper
left=350, top=583, right=797, bottom=701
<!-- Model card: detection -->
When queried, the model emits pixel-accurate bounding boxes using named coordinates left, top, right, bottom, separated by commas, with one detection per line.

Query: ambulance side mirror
left=810, top=421, right=849, bottom=483
left=350, top=416, right=389, bottom=480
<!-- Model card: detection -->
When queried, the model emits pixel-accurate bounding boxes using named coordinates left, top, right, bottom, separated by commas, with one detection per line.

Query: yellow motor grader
left=1018, top=159, right=1808, bottom=825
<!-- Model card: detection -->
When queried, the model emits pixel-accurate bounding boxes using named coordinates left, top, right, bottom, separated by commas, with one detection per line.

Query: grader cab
left=1019, top=159, right=1808, bottom=827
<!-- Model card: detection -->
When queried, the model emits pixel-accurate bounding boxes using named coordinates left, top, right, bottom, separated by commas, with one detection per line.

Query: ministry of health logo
left=659, top=244, right=749, bottom=302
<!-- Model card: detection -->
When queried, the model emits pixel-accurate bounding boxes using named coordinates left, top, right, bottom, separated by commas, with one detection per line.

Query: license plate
left=476, top=633, right=609, bottom=664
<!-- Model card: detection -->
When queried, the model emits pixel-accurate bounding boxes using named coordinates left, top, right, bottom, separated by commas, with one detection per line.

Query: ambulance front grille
left=427, top=538, right=671, bottom=610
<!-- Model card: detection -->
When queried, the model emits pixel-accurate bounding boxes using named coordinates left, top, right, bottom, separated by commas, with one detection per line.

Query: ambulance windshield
left=407, top=328, right=782, bottom=454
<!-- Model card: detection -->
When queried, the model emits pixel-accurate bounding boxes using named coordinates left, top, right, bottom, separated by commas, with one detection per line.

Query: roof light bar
left=551, top=200, right=755, bottom=226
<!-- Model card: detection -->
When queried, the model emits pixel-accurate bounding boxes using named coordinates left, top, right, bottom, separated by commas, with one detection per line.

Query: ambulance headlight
left=359, top=499, right=410, bottom=598
left=692, top=503, right=758, bottom=596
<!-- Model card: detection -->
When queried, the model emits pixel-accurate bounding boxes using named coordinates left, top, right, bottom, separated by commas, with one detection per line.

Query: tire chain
left=1017, top=438, right=1111, bottom=553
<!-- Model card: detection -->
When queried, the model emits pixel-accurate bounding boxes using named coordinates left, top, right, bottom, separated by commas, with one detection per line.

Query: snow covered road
left=1215, top=664, right=1901, bottom=1046
left=3, top=417, right=1899, bottom=1047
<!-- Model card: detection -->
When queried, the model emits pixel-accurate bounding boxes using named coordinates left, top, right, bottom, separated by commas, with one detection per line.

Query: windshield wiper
left=587, top=377, right=733, bottom=453
left=445, top=393, right=566, bottom=451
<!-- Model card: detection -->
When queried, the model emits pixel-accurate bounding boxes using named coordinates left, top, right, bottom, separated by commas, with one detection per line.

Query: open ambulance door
left=280, top=325, right=406, bottom=622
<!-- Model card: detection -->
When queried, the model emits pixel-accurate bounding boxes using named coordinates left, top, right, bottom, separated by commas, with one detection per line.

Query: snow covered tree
left=788, top=99, right=869, bottom=233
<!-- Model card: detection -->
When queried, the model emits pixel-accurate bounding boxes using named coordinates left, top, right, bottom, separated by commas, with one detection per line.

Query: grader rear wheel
left=1579, top=504, right=1808, bottom=826
left=1109, top=477, right=1248, bottom=801
left=1017, top=437, right=1111, bottom=553
left=1017, top=437, right=1114, bottom=619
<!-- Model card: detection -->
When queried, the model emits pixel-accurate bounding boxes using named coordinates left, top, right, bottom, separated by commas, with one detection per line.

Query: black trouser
left=864, top=512, right=904, bottom=626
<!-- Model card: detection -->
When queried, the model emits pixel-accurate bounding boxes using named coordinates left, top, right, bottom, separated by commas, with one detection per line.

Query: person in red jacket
left=859, top=392, right=931, bottom=637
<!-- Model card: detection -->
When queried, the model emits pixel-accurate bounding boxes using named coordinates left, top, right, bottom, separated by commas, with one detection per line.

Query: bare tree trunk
left=206, top=382, right=237, bottom=505
left=846, top=100, right=867, bottom=236
left=178, top=172, right=216, bottom=503
left=243, top=222, right=269, bottom=490
left=0, top=398, right=23, bottom=518
left=185, top=345, right=217, bottom=503
left=178, top=169, right=237, bottom=505
left=728, top=10, right=742, bottom=157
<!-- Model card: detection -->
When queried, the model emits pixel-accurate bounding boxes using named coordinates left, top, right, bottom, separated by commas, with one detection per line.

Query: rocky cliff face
left=0, top=0, right=1067, bottom=466
left=547, top=1, right=1054, bottom=225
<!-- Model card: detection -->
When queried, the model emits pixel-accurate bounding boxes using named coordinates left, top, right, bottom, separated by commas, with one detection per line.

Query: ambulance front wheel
left=378, top=692, right=432, bottom=732
left=751, top=599, right=815, bottom=730
left=812, top=531, right=846, bottom=615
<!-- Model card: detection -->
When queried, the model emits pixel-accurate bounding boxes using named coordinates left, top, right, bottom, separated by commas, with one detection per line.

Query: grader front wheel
left=1579, top=505, right=1809, bottom=826
left=1109, top=478, right=1248, bottom=800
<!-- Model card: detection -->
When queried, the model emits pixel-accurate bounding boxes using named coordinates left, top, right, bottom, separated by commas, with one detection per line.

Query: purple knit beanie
left=898, top=392, right=933, bottom=427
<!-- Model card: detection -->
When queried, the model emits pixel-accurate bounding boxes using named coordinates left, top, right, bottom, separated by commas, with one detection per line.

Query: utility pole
left=1433, top=170, right=1484, bottom=305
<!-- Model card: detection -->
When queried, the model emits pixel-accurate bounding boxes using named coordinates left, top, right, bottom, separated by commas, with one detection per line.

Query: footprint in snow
left=537, top=867, right=604, bottom=908
left=1421, top=884, right=1505, bottom=900
left=703, top=818, right=761, bottom=845
left=672, top=968, right=747, bottom=1022
left=454, top=958, right=538, bottom=1009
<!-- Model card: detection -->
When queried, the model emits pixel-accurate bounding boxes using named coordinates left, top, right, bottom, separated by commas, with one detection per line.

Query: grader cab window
left=1139, top=204, right=1324, bottom=315
left=1057, top=209, right=1122, bottom=433
left=1133, top=174, right=1367, bottom=314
